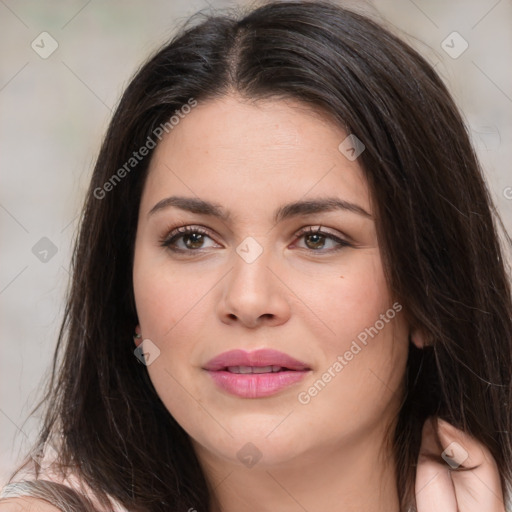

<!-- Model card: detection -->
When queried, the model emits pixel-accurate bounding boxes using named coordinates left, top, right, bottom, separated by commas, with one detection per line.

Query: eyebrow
left=148, top=196, right=230, bottom=220
left=148, top=195, right=372, bottom=221
left=273, top=197, right=371, bottom=222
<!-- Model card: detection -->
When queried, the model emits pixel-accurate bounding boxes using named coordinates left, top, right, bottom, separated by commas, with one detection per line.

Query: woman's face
left=133, top=95, right=410, bottom=470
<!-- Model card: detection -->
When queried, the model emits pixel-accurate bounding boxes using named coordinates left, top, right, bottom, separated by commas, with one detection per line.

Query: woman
left=1, top=1, right=511, bottom=511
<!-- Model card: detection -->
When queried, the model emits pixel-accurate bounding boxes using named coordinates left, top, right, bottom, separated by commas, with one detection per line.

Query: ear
left=410, top=326, right=428, bottom=349
left=133, top=325, right=142, bottom=347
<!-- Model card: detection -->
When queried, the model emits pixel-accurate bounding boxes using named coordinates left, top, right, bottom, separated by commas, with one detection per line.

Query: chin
left=188, top=412, right=316, bottom=469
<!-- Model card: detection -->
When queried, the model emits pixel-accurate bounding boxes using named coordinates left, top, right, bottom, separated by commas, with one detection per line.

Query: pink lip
left=203, top=349, right=311, bottom=398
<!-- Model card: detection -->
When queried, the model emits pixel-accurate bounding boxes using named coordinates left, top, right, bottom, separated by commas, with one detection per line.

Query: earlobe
left=410, top=326, right=428, bottom=349
left=133, top=325, right=142, bottom=347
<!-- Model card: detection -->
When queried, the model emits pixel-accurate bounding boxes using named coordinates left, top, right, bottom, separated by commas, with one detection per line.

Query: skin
left=131, top=95, right=506, bottom=512
left=0, top=498, right=61, bottom=512
left=0, top=95, right=505, bottom=512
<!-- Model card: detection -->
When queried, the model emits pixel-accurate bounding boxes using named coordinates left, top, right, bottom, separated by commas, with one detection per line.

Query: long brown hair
left=8, top=1, right=512, bottom=511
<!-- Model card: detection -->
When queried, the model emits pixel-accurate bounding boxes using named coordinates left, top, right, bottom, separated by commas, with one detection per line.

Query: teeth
left=252, top=366, right=274, bottom=374
left=226, top=366, right=285, bottom=374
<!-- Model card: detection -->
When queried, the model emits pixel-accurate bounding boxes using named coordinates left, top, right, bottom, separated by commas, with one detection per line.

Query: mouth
left=222, top=365, right=293, bottom=374
left=203, top=349, right=311, bottom=398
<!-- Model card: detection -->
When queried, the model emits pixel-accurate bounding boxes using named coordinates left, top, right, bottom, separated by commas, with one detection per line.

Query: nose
left=217, top=248, right=292, bottom=329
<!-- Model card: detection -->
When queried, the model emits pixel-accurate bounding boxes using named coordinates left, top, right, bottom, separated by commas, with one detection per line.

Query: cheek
left=132, top=249, right=216, bottom=397
left=132, top=257, right=206, bottom=430
left=296, top=314, right=409, bottom=442
left=291, top=252, right=407, bottom=418
left=290, top=250, right=392, bottom=352
left=133, top=246, right=212, bottom=339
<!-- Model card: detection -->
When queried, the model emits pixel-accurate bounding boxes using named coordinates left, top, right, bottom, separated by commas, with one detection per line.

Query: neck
left=196, top=429, right=400, bottom=512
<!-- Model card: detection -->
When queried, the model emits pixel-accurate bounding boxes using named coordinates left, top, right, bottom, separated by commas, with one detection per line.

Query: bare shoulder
left=0, top=496, right=62, bottom=511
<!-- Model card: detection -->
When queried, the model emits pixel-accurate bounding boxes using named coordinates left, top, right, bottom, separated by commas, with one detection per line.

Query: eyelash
left=159, top=226, right=213, bottom=251
left=159, top=225, right=352, bottom=254
left=293, top=226, right=352, bottom=252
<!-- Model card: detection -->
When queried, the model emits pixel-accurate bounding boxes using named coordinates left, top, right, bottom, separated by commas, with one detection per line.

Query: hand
left=415, top=417, right=506, bottom=512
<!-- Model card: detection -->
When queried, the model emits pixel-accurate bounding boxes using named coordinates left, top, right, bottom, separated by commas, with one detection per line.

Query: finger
left=436, top=418, right=505, bottom=512
left=416, top=417, right=458, bottom=512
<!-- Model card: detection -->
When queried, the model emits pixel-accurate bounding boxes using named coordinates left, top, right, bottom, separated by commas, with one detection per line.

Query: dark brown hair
left=7, top=1, right=512, bottom=511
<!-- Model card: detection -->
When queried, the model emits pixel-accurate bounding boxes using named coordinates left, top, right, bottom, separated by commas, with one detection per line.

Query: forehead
left=141, top=95, right=371, bottom=217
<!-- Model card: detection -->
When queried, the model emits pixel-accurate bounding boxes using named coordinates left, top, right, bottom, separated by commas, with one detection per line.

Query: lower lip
left=205, top=370, right=309, bottom=398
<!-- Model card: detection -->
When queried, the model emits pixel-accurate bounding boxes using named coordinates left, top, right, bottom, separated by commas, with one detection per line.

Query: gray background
left=1, top=0, right=511, bottom=484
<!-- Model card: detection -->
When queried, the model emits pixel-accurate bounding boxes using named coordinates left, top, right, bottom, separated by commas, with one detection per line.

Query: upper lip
left=203, top=349, right=310, bottom=371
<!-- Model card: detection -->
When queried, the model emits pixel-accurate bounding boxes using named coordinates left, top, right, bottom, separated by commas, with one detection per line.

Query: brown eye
left=183, top=232, right=205, bottom=249
left=160, top=226, right=220, bottom=252
left=294, top=227, right=352, bottom=252
left=304, top=233, right=326, bottom=250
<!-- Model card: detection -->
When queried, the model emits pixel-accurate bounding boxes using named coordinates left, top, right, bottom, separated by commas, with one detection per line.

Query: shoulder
left=0, top=479, right=93, bottom=511
left=0, top=496, right=62, bottom=511
left=0, top=479, right=129, bottom=512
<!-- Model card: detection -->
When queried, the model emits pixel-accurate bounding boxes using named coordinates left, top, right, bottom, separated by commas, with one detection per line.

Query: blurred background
left=1, top=0, right=511, bottom=484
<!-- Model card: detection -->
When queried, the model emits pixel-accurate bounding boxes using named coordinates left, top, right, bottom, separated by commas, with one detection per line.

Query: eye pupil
left=184, top=233, right=204, bottom=249
left=305, top=233, right=325, bottom=249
